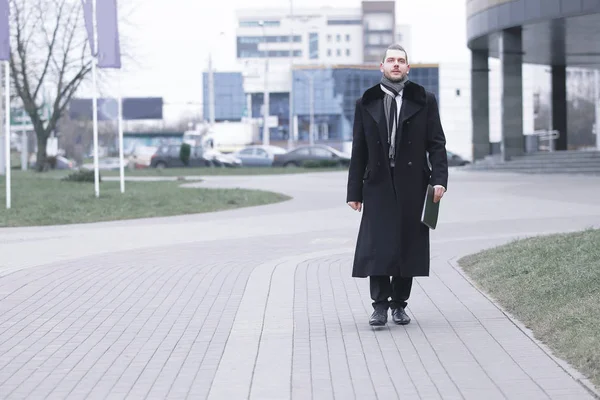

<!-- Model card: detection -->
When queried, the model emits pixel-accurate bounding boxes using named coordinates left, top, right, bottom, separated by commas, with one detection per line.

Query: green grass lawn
left=100, top=166, right=348, bottom=177
left=0, top=171, right=290, bottom=227
left=459, top=228, right=600, bottom=389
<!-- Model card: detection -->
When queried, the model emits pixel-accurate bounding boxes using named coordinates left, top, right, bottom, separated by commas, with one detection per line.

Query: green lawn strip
left=459, top=228, right=600, bottom=389
left=0, top=171, right=290, bottom=227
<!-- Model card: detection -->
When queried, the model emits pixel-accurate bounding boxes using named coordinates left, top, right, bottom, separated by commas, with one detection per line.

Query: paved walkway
left=1, top=169, right=599, bottom=399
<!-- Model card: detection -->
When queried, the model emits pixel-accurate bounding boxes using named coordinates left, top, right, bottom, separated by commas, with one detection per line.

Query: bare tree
left=9, top=0, right=92, bottom=171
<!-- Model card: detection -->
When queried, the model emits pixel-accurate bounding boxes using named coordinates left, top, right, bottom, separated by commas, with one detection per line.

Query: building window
left=238, top=35, right=301, bottom=44
left=239, top=20, right=280, bottom=28
left=363, top=13, right=393, bottom=31
left=327, top=19, right=361, bottom=25
left=266, top=35, right=301, bottom=43
left=346, top=34, right=350, bottom=42
left=327, top=49, right=332, bottom=56
left=366, top=33, right=393, bottom=46
left=309, top=32, right=319, bottom=60
left=238, top=49, right=302, bottom=58
left=336, top=34, right=341, bottom=42
left=346, top=49, right=350, bottom=56
left=327, top=34, right=331, bottom=42
left=336, top=49, right=341, bottom=56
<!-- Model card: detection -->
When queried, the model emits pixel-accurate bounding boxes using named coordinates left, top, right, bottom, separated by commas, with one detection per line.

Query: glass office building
left=249, top=92, right=290, bottom=141
left=204, top=65, right=439, bottom=145
left=292, top=65, right=439, bottom=143
left=202, top=72, right=246, bottom=122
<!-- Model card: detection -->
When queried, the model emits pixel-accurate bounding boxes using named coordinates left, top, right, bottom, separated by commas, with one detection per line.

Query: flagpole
left=118, top=74, right=124, bottom=193
left=5, top=60, right=10, bottom=209
left=91, top=0, right=100, bottom=198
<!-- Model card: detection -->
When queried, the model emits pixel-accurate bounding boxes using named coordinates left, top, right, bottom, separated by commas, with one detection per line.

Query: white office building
left=235, top=1, right=398, bottom=95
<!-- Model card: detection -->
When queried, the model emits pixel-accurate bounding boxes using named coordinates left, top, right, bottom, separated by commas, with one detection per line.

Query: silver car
left=233, top=145, right=287, bottom=167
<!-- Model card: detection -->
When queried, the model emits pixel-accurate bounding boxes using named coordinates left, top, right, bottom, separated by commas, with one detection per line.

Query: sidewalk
left=1, top=169, right=599, bottom=399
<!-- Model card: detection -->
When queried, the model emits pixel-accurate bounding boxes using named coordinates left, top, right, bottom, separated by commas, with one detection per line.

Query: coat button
left=408, top=161, right=413, bottom=167
left=408, top=140, right=412, bottom=145
left=377, top=161, right=381, bottom=166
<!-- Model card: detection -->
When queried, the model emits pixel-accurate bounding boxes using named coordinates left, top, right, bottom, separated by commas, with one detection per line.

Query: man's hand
left=433, top=185, right=446, bottom=203
left=347, top=201, right=362, bottom=212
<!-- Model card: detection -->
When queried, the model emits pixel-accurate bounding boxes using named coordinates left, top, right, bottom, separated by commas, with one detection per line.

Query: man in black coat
left=346, top=44, right=449, bottom=326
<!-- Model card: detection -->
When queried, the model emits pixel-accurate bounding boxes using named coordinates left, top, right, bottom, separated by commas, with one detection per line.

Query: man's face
left=380, top=49, right=410, bottom=82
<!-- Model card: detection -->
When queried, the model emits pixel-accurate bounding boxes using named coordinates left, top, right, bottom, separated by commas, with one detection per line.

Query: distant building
left=202, top=64, right=440, bottom=151
left=235, top=2, right=400, bottom=67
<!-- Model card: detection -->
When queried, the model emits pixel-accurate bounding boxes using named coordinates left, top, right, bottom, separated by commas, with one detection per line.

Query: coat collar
left=361, top=80, right=427, bottom=107
left=361, top=80, right=427, bottom=149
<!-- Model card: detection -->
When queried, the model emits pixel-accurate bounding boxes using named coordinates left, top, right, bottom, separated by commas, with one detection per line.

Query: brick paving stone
left=1, top=171, right=599, bottom=399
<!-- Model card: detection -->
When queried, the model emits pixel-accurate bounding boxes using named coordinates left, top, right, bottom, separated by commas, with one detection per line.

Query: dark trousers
left=370, top=276, right=413, bottom=310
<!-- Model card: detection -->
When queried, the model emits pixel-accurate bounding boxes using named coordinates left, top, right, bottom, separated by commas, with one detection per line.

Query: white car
left=203, top=149, right=242, bottom=168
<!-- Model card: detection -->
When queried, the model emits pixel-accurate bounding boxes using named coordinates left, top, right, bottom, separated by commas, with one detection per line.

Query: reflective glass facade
left=250, top=92, right=290, bottom=141
left=205, top=66, right=439, bottom=144
left=292, top=66, right=439, bottom=142
left=309, top=33, right=319, bottom=60
left=202, top=72, right=246, bottom=122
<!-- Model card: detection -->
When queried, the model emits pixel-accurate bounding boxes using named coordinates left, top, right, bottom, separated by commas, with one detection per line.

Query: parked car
left=233, top=145, right=287, bottom=167
left=272, top=145, right=351, bottom=167
left=150, top=144, right=212, bottom=168
left=447, top=150, right=470, bottom=166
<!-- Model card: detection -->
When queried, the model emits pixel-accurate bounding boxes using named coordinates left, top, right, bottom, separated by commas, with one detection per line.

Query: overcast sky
left=91, top=0, right=471, bottom=120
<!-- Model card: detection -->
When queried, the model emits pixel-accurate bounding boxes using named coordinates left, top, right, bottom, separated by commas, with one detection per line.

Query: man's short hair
left=382, top=44, right=408, bottom=63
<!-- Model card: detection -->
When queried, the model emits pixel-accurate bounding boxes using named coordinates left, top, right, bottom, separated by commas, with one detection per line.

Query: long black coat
left=346, top=81, right=448, bottom=278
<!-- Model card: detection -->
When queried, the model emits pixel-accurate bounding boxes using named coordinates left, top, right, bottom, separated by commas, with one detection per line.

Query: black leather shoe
left=392, top=308, right=411, bottom=325
left=369, top=309, right=388, bottom=326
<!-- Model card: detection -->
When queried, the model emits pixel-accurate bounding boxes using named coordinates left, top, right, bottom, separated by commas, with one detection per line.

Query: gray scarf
left=380, top=75, right=408, bottom=163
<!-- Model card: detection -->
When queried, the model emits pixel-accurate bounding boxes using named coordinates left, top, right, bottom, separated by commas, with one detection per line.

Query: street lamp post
left=259, top=21, right=270, bottom=146
left=208, top=32, right=225, bottom=128
left=288, top=0, right=294, bottom=150
left=296, top=70, right=324, bottom=146
left=309, top=73, right=315, bottom=146
left=595, top=68, right=600, bottom=150
left=208, top=53, right=215, bottom=126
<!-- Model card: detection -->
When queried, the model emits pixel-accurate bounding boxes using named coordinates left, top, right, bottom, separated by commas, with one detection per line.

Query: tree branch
left=33, top=0, right=65, bottom=100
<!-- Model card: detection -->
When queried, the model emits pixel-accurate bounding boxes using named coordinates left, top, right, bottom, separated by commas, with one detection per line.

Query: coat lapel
left=399, top=97, right=421, bottom=126
left=364, top=97, right=389, bottom=154
left=395, top=96, right=423, bottom=146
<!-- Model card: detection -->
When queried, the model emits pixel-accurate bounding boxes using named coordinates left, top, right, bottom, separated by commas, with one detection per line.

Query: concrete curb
left=448, top=256, right=600, bottom=399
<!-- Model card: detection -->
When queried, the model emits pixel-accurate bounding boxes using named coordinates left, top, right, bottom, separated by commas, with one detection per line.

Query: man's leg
left=369, top=276, right=391, bottom=326
left=390, top=276, right=412, bottom=325
left=390, top=276, right=413, bottom=309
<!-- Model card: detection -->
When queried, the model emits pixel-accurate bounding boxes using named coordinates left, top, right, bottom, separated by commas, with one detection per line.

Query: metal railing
left=525, top=129, right=560, bottom=153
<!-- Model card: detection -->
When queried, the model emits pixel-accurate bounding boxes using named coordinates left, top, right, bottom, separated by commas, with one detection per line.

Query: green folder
left=421, top=184, right=440, bottom=229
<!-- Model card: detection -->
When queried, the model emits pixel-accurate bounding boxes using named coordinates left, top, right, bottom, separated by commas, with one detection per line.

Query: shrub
left=180, top=143, right=191, bottom=166
left=303, top=159, right=342, bottom=168
left=61, top=169, right=101, bottom=183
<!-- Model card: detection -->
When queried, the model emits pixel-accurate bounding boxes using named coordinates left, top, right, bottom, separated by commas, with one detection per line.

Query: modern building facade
left=209, top=1, right=411, bottom=147
left=467, top=0, right=600, bottom=161
left=203, top=64, right=444, bottom=150
left=202, top=72, right=246, bottom=122
left=236, top=6, right=365, bottom=67
left=235, top=2, right=400, bottom=66
left=361, top=1, right=396, bottom=63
